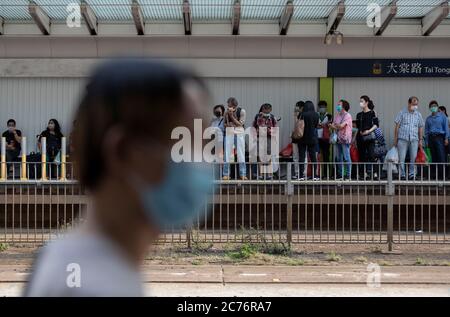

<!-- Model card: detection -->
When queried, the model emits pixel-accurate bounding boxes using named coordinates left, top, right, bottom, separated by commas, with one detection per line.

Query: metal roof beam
left=28, top=1, right=50, bottom=35
left=326, top=0, right=345, bottom=35
left=374, top=0, right=398, bottom=36
left=232, top=0, right=241, bottom=35
left=422, top=1, right=449, bottom=36
left=131, top=0, right=145, bottom=35
left=80, top=0, right=98, bottom=36
left=183, top=0, right=192, bottom=35
left=279, top=0, right=294, bottom=35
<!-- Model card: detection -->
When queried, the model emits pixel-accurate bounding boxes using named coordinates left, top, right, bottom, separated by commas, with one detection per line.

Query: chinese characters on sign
left=328, top=59, right=450, bottom=77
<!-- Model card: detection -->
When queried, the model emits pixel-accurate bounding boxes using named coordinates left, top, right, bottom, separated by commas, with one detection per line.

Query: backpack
left=254, top=113, right=277, bottom=136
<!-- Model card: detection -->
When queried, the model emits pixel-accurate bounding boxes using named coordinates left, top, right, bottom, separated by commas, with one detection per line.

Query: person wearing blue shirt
left=425, top=100, right=449, bottom=179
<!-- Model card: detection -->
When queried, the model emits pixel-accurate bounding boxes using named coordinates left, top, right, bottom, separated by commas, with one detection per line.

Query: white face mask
left=360, top=102, right=365, bottom=108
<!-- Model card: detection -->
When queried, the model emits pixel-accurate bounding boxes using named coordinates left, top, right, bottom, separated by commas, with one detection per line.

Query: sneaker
left=408, top=174, right=416, bottom=181
left=298, top=177, right=306, bottom=181
left=222, top=176, right=230, bottom=181
left=292, top=174, right=299, bottom=180
left=313, top=177, right=320, bottom=181
left=240, top=176, right=248, bottom=181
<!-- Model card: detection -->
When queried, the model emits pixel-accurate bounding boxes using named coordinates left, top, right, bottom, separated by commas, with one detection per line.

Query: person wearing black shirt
left=356, top=96, right=379, bottom=180
left=293, top=101, right=320, bottom=180
left=2, top=119, right=22, bottom=163
left=38, top=119, right=64, bottom=162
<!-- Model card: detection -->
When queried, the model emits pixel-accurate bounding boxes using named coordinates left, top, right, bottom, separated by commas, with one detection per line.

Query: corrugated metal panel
left=1, top=0, right=449, bottom=21
left=397, top=0, right=444, bottom=18
left=140, top=0, right=183, bottom=21
left=334, top=78, right=450, bottom=148
left=206, top=77, right=318, bottom=147
left=191, top=0, right=233, bottom=21
left=0, top=77, right=317, bottom=153
left=293, top=0, right=337, bottom=20
left=241, top=0, right=285, bottom=20
left=0, top=78, right=86, bottom=153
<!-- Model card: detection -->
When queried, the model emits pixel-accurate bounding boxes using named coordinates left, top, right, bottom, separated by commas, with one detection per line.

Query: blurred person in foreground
left=24, top=59, right=212, bottom=297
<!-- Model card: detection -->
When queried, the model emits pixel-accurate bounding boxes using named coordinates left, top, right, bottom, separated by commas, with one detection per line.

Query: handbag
left=374, top=141, right=387, bottom=159
left=322, top=125, right=330, bottom=140
left=415, top=146, right=427, bottom=164
left=291, top=118, right=305, bottom=140
left=361, top=131, right=376, bottom=142
left=350, top=144, right=360, bottom=162
left=330, top=131, right=338, bottom=145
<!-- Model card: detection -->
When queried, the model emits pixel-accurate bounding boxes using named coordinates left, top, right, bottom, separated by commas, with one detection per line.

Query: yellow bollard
left=21, top=136, right=27, bottom=181
left=60, top=137, right=66, bottom=181
left=41, top=137, right=47, bottom=181
left=0, top=137, right=5, bottom=181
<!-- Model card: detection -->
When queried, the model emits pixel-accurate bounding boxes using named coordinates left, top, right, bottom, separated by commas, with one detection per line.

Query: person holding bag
left=356, top=96, right=380, bottom=180
left=317, top=100, right=332, bottom=178
left=292, top=101, right=319, bottom=180
left=331, top=100, right=353, bottom=180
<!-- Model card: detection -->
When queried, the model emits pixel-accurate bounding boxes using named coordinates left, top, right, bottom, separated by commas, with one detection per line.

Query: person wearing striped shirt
left=394, top=96, right=425, bottom=180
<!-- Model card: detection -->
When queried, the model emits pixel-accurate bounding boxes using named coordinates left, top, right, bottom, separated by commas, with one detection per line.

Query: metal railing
left=0, top=161, right=449, bottom=249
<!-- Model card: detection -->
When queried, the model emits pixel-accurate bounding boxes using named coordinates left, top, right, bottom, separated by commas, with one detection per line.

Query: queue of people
left=210, top=95, right=450, bottom=181
left=1, top=118, right=64, bottom=178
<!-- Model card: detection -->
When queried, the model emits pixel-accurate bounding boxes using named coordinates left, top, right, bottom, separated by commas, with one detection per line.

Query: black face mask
left=214, top=111, right=222, bottom=118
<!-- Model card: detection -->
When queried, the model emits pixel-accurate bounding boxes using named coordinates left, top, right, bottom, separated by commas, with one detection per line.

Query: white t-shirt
left=25, top=231, right=143, bottom=297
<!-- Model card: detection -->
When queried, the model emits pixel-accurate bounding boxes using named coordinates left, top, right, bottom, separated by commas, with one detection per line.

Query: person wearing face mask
left=2, top=119, right=22, bottom=175
left=293, top=101, right=320, bottom=181
left=210, top=104, right=225, bottom=134
left=223, top=97, right=247, bottom=180
left=292, top=101, right=305, bottom=178
left=38, top=119, right=64, bottom=179
left=331, top=100, right=353, bottom=180
left=252, top=103, right=278, bottom=180
left=394, top=96, right=425, bottom=180
left=316, top=100, right=332, bottom=179
left=425, top=100, right=449, bottom=179
left=209, top=105, right=225, bottom=173
left=355, top=96, right=379, bottom=180
left=25, top=59, right=213, bottom=297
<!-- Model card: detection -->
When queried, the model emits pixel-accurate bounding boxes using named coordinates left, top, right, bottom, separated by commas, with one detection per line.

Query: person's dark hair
left=360, top=95, right=375, bottom=110
left=318, top=100, right=328, bottom=108
left=47, top=119, right=63, bottom=138
left=340, top=99, right=350, bottom=112
left=73, top=59, right=206, bottom=190
left=408, top=96, right=419, bottom=104
left=7, top=119, right=16, bottom=126
left=261, top=103, right=272, bottom=112
left=227, top=97, right=238, bottom=107
left=213, top=104, right=225, bottom=115
left=439, top=105, right=448, bottom=117
left=303, top=101, right=315, bottom=112
left=296, top=101, right=305, bottom=109
left=429, top=100, right=439, bottom=108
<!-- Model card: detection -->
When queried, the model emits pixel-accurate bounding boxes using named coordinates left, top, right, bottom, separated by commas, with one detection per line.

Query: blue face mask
left=131, top=162, right=213, bottom=228
left=336, top=105, right=343, bottom=113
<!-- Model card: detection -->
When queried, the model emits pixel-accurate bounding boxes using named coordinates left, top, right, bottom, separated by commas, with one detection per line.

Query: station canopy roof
left=1, top=0, right=449, bottom=22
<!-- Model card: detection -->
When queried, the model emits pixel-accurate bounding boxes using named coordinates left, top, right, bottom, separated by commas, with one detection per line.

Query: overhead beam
left=374, top=0, right=398, bottom=36
left=131, top=0, right=145, bottom=35
left=326, top=0, right=345, bottom=35
left=279, top=0, right=294, bottom=35
left=28, top=1, right=51, bottom=35
left=80, top=0, right=98, bottom=35
left=232, top=0, right=241, bottom=35
left=182, top=0, right=192, bottom=35
left=422, top=1, right=449, bottom=36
